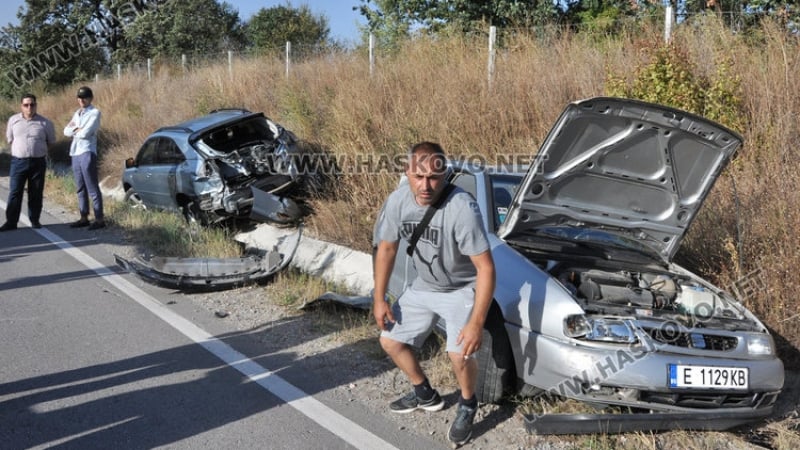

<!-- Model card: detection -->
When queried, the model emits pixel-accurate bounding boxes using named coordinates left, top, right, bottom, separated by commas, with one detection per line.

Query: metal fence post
left=285, top=41, right=291, bottom=78
left=665, top=6, right=674, bottom=43
left=228, top=50, right=233, bottom=80
left=488, top=26, right=496, bottom=89
left=369, top=32, right=375, bottom=77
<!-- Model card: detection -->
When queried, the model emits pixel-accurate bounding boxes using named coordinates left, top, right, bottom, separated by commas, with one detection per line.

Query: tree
left=355, top=0, right=416, bottom=50
left=244, top=5, right=331, bottom=57
left=356, top=0, right=559, bottom=38
left=111, top=0, right=245, bottom=64
left=1, top=0, right=119, bottom=97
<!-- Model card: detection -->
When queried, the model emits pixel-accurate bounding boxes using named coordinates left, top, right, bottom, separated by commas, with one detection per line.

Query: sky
left=0, top=1, right=366, bottom=44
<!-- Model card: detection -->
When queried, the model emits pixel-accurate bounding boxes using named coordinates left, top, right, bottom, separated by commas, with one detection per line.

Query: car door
left=129, top=138, right=161, bottom=206
left=146, top=137, right=186, bottom=210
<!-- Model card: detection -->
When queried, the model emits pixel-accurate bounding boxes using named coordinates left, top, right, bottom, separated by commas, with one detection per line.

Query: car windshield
left=531, top=226, right=662, bottom=261
left=200, top=116, right=275, bottom=153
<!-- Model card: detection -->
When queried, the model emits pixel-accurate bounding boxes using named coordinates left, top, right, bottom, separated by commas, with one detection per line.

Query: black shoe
left=70, top=219, right=90, bottom=228
left=88, top=221, right=106, bottom=230
left=448, top=403, right=477, bottom=446
left=31, top=221, right=42, bottom=229
left=389, top=390, right=444, bottom=414
left=0, top=222, right=17, bottom=232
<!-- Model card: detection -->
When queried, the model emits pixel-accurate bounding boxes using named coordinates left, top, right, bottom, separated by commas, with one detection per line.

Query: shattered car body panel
left=379, top=97, right=784, bottom=433
left=116, top=226, right=303, bottom=291
left=122, top=109, right=308, bottom=225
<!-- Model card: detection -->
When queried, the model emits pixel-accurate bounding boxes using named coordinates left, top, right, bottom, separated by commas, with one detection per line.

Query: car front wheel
left=475, top=303, right=516, bottom=404
left=124, top=187, right=146, bottom=210
left=180, top=200, right=212, bottom=226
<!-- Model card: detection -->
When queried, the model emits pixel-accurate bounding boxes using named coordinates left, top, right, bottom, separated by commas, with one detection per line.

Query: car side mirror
left=125, top=157, right=136, bottom=168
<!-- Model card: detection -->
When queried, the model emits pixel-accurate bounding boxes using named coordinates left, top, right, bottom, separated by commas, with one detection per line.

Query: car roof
left=449, top=160, right=527, bottom=177
left=154, top=109, right=261, bottom=135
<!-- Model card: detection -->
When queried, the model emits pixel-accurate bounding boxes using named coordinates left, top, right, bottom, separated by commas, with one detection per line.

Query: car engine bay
left=549, top=264, right=762, bottom=333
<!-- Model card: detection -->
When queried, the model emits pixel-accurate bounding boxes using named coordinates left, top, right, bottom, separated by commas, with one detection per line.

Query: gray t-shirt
left=374, top=183, right=490, bottom=292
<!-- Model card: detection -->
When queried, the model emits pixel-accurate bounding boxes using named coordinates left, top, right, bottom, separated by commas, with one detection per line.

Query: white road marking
left=1, top=200, right=398, bottom=450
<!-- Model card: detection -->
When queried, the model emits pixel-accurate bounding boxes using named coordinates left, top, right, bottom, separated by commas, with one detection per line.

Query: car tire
left=475, top=303, right=516, bottom=404
left=181, top=201, right=206, bottom=226
left=124, top=187, right=146, bottom=210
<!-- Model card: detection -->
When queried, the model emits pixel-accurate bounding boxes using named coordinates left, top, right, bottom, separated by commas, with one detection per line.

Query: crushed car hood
left=498, top=97, right=742, bottom=261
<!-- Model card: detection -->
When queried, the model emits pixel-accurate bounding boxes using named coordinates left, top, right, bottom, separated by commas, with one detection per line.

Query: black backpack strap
left=406, top=184, right=455, bottom=256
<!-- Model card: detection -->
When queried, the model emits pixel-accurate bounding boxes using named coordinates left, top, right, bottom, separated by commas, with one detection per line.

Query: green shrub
left=606, top=43, right=743, bottom=132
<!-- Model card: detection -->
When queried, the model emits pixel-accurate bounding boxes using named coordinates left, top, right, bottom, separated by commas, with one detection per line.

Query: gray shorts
left=380, top=284, right=475, bottom=353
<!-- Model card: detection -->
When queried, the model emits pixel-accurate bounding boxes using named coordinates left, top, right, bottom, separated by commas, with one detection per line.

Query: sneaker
left=448, top=403, right=477, bottom=446
left=31, top=221, right=42, bottom=229
left=0, top=222, right=17, bottom=232
left=389, top=390, right=444, bottom=414
left=69, top=219, right=90, bottom=228
left=88, top=221, right=106, bottom=230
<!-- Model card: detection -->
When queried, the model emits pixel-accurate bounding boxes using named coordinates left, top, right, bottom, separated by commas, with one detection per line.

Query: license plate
left=668, top=364, right=749, bottom=390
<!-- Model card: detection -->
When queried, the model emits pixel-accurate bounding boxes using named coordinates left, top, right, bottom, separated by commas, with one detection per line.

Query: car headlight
left=747, top=334, right=774, bottom=356
left=564, top=315, right=637, bottom=343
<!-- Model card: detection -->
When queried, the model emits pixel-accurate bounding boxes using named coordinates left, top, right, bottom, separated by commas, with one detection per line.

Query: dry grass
left=113, top=202, right=243, bottom=258
left=43, top=170, right=78, bottom=211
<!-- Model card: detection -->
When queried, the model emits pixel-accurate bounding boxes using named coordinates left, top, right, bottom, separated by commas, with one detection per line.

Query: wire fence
left=10, top=7, right=778, bottom=89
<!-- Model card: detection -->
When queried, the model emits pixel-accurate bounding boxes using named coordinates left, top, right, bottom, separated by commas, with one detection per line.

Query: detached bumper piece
left=523, top=406, right=774, bottom=435
left=115, top=252, right=282, bottom=291
left=249, top=186, right=305, bottom=225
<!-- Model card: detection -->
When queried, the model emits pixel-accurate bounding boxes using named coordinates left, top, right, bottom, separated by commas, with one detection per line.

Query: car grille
left=642, top=327, right=739, bottom=351
left=641, top=390, right=779, bottom=409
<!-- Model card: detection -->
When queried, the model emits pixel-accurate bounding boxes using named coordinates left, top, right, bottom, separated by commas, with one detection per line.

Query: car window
left=452, top=171, right=477, bottom=198
left=202, top=117, right=275, bottom=153
left=157, top=138, right=185, bottom=165
left=490, top=174, right=522, bottom=228
left=136, top=138, right=159, bottom=166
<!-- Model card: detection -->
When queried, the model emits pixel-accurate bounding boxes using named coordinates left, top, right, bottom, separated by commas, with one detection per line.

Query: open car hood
left=498, top=97, right=742, bottom=261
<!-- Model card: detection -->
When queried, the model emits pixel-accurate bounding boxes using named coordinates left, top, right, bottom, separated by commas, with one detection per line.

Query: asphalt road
left=0, top=182, right=445, bottom=450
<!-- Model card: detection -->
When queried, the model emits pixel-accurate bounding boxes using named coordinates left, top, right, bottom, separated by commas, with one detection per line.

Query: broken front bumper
left=115, top=226, right=303, bottom=291
left=523, top=402, right=778, bottom=434
left=115, top=253, right=281, bottom=290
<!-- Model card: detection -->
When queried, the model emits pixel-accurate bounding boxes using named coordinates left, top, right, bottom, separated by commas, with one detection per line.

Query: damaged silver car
left=122, top=108, right=307, bottom=225
left=382, top=97, right=784, bottom=434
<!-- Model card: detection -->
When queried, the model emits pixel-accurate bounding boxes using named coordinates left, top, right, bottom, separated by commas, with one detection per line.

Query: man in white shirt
left=1, top=93, right=56, bottom=231
left=64, top=86, right=105, bottom=230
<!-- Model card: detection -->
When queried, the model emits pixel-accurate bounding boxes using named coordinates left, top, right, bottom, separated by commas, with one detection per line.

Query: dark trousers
left=6, top=156, right=46, bottom=225
left=71, top=152, right=104, bottom=220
